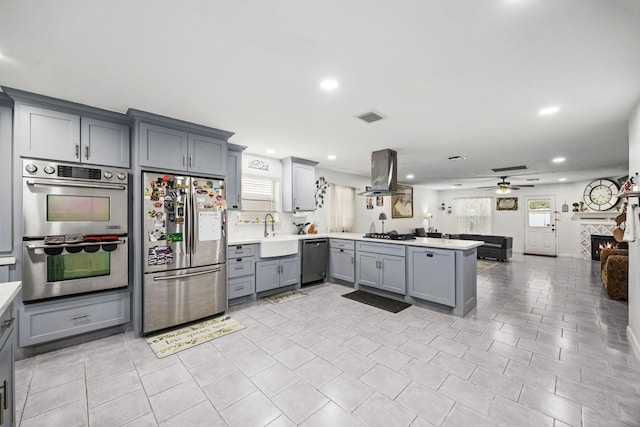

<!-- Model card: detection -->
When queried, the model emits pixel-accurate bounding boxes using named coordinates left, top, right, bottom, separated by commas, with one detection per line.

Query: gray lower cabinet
left=18, top=291, right=130, bottom=346
left=0, top=302, right=15, bottom=427
left=227, top=244, right=256, bottom=299
left=407, top=247, right=455, bottom=306
left=256, top=256, right=300, bottom=292
left=329, top=248, right=354, bottom=282
left=355, top=242, right=405, bottom=294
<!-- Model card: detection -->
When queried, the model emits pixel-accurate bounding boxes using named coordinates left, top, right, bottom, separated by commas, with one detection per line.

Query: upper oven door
left=23, top=178, right=128, bottom=237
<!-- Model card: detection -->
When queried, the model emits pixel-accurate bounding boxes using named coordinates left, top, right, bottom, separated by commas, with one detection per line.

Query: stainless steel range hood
left=359, top=149, right=399, bottom=196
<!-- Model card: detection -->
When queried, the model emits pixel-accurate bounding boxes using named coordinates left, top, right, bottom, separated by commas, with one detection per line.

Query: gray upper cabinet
left=129, top=109, right=234, bottom=176
left=81, top=117, right=130, bottom=168
left=138, top=122, right=189, bottom=170
left=189, top=133, right=227, bottom=176
left=281, top=157, right=318, bottom=212
left=4, top=87, right=131, bottom=168
left=16, top=104, right=80, bottom=163
left=0, top=104, right=12, bottom=253
left=226, top=145, right=246, bottom=210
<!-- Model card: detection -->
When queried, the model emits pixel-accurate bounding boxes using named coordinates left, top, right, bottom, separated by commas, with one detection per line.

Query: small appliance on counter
left=363, top=230, right=416, bottom=241
left=294, top=222, right=310, bottom=234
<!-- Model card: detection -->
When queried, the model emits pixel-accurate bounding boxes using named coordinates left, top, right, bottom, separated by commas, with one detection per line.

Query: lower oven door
left=22, top=238, right=128, bottom=302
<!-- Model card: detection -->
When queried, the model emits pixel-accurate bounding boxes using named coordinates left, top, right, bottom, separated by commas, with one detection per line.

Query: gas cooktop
left=363, top=232, right=416, bottom=241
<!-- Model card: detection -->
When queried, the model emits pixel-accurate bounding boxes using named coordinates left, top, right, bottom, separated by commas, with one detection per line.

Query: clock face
left=583, top=179, right=619, bottom=211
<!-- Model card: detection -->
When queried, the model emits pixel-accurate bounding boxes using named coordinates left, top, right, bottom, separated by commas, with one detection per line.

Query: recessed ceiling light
left=558, top=178, right=567, bottom=182
left=539, top=106, right=560, bottom=116
left=320, top=79, right=339, bottom=91
left=406, top=174, right=414, bottom=179
left=451, top=184, right=462, bottom=188
left=327, top=155, right=336, bottom=160
left=552, top=157, right=565, bottom=163
left=266, top=149, right=276, bottom=155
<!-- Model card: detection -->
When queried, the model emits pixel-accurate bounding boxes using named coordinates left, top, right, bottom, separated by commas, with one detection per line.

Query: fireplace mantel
left=572, top=211, right=621, bottom=221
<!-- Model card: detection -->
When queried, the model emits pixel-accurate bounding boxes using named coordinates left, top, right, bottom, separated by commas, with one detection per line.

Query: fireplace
left=590, top=234, right=628, bottom=261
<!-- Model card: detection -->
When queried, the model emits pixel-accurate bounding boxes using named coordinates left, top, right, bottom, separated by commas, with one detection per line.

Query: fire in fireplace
left=590, top=234, right=628, bottom=261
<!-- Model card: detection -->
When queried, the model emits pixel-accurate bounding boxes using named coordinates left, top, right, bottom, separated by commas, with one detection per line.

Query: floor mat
left=263, top=290, right=308, bottom=304
left=146, top=315, right=245, bottom=358
left=477, top=259, right=499, bottom=273
left=341, top=290, right=411, bottom=313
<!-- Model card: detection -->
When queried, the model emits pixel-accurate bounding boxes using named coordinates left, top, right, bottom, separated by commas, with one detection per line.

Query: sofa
left=600, top=248, right=628, bottom=300
left=449, top=234, right=513, bottom=261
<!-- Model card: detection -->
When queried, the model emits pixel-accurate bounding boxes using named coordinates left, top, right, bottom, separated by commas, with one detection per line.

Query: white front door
left=524, top=196, right=557, bottom=256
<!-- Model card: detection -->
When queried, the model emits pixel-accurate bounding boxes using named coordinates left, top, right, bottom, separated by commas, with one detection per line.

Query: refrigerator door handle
left=153, top=268, right=222, bottom=281
left=191, top=187, right=197, bottom=256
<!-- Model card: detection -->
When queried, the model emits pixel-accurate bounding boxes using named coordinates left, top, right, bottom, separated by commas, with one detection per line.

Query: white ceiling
left=1, top=1, right=639, bottom=190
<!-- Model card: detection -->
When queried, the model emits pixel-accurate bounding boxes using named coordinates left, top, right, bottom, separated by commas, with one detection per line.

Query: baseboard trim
left=627, top=325, right=640, bottom=363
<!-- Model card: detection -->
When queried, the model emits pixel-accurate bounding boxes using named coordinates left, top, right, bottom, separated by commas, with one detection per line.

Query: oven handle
left=153, top=268, right=222, bottom=281
left=26, top=239, right=127, bottom=250
left=26, top=179, right=127, bottom=191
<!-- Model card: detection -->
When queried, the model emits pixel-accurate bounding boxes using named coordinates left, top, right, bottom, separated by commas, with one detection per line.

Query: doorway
left=524, top=196, right=557, bottom=256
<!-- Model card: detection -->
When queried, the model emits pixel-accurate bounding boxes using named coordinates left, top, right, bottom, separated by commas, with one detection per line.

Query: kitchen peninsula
left=229, top=233, right=483, bottom=317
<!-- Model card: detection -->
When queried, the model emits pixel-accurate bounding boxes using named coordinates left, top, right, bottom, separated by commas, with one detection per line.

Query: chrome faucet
left=264, top=213, right=275, bottom=237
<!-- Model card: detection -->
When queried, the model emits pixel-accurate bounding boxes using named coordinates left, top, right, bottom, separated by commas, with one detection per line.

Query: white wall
left=628, top=100, right=640, bottom=358
left=432, top=181, right=621, bottom=258
left=226, top=155, right=440, bottom=240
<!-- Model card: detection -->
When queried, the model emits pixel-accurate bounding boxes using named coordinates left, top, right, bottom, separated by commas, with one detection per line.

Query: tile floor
left=14, top=254, right=640, bottom=426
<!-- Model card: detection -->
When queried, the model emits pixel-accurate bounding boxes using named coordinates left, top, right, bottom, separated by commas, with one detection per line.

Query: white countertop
left=0, top=281, right=21, bottom=314
left=229, top=233, right=483, bottom=251
left=0, top=257, right=16, bottom=266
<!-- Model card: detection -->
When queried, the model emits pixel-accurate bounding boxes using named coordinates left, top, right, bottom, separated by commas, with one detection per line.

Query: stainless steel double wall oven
left=22, top=159, right=129, bottom=302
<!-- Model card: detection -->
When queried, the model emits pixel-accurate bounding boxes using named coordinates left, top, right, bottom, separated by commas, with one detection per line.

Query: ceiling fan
left=478, top=176, right=535, bottom=194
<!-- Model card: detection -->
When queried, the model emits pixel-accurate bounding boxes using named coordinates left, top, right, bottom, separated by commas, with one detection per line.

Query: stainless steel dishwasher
left=301, top=238, right=327, bottom=285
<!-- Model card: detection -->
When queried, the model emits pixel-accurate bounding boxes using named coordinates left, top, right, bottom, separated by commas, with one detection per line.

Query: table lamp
left=378, top=212, right=387, bottom=233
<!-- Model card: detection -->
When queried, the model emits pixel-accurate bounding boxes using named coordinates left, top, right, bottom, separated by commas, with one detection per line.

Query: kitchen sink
left=259, top=237, right=299, bottom=258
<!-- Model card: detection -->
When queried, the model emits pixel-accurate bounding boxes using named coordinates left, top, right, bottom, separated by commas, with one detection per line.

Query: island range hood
left=359, top=149, right=399, bottom=196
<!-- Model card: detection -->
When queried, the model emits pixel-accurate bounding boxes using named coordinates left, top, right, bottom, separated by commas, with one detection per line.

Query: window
left=527, top=199, right=551, bottom=227
left=241, top=175, right=277, bottom=211
left=328, top=184, right=356, bottom=232
left=455, top=197, right=492, bottom=234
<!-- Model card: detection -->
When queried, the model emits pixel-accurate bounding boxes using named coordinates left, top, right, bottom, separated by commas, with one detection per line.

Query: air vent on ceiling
left=357, top=111, right=384, bottom=123
left=491, top=165, right=528, bottom=173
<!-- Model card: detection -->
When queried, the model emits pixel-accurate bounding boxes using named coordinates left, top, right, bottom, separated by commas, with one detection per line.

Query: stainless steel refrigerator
left=142, top=172, right=227, bottom=334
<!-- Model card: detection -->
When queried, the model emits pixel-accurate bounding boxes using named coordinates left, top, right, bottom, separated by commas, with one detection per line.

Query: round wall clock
left=583, top=178, right=619, bottom=211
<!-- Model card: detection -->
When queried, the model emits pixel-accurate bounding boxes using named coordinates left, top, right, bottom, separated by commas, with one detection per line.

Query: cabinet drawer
left=228, top=276, right=255, bottom=299
left=356, top=241, right=405, bottom=257
left=228, top=244, right=256, bottom=258
left=330, top=239, right=355, bottom=250
left=19, top=291, right=130, bottom=346
left=228, top=257, right=255, bottom=278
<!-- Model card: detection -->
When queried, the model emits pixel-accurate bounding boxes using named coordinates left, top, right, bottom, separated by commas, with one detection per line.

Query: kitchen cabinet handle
left=75, top=144, right=80, bottom=158
left=70, top=314, right=90, bottom=321
left=351, top=256, right=354, bottom=264
left=189, top=156, right=193, bottom=167
left=234, top=266, right=243, bottom=270
left=235, top=286, right=243, bottom=291
left=339, top=249, right=344, bottom=253
left=0, top=391, right=3, bottom=424
left=183, top=155, right=187, bottom=166
left=426, top=253, right=434, bottom=258
left=85, top=145, right=90, bottom=159
left=2, top=379, right=6, bottom=410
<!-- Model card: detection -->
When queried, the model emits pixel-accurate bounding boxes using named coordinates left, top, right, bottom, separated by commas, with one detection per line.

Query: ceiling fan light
left=496, top=187, right=511, bottom=194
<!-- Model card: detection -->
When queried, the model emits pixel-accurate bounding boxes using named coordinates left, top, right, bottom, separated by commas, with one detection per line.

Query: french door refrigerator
left=142, top=172, right=227, bottom=334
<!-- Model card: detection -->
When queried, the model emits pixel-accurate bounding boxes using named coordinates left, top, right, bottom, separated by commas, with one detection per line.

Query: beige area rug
left=477, top=259, right=500, bottom=273
left=263, top=290, right=307, bottom=304
left=147, top=315, right=245, bottom=358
